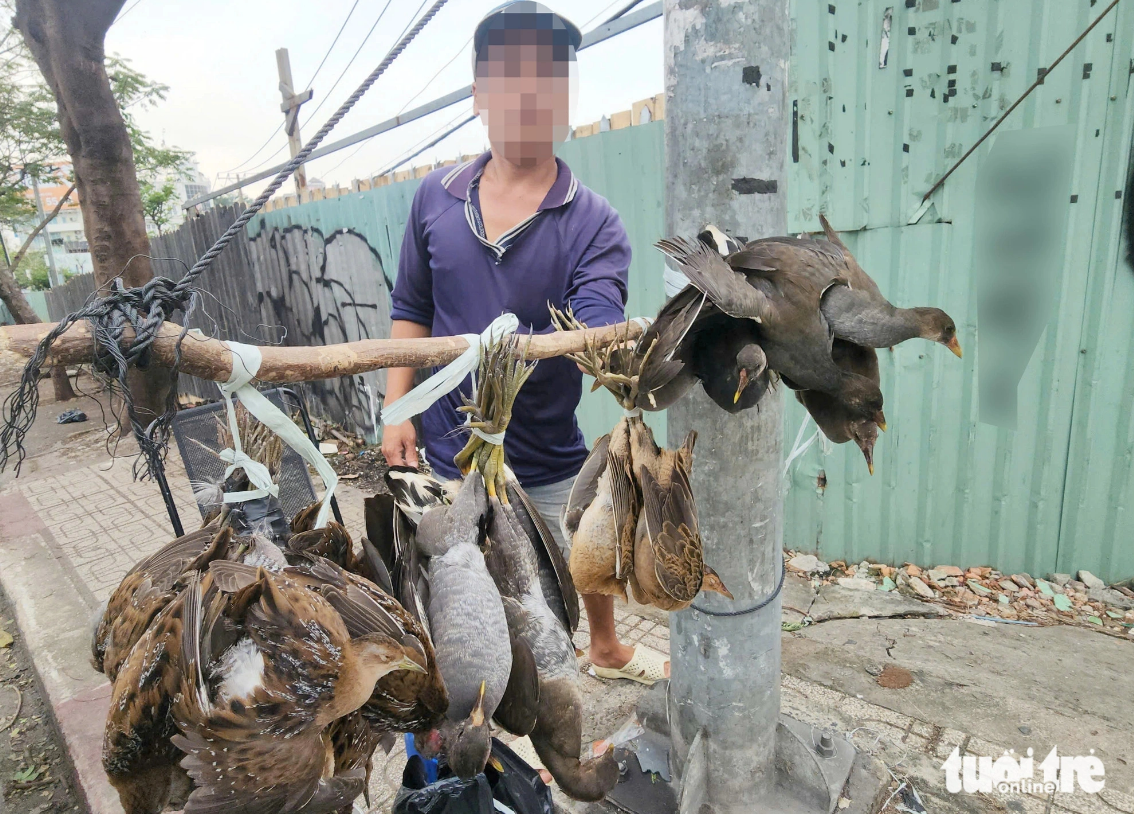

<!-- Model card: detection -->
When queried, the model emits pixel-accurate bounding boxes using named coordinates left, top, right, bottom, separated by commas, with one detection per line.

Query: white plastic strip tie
left=218, top=341, right=340, bottom=529
left=663, top=263, right=690, bottom=300
left=381, top=313, right=520, bottom=427
left=470, top=426, right=506, bottom=444
left=783, top=412, right=821, bottom=479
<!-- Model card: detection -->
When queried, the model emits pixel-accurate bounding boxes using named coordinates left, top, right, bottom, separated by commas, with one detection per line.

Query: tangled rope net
left=0, top=0, right=449, bottom=480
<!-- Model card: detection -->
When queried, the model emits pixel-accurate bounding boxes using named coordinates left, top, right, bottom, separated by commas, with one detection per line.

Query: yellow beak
left=397, top=655, right=428, bottom=674
left=868, top=461, right=874, bottom=476
left=470, top=680, right=487, bottom=726
left=946, top=336, right=963, bottom=358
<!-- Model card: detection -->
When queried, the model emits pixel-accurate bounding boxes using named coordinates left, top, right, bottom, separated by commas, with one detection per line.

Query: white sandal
left=591, top=646, right=669, bottom=686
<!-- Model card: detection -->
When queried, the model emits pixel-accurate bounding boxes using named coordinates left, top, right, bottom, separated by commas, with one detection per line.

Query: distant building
left=0, top=156, right=209, bottom=285
left=1, top=168, right=92, bottom=280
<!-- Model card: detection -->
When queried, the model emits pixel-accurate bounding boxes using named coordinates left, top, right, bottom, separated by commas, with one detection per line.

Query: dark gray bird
left=483, top=476, right=618, bottom=801
left=796, top=339, right=886, bottom=474
left=726, top=216, right=962, bottom=356
left=554, top=285, right=770, bottom=414
left=413, top=473, right=510, bottom=780
left=656, top=236, right=885, bottom=427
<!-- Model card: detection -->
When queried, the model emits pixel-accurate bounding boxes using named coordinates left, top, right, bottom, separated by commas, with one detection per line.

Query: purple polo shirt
left=390, top=151, right=630, bottom=487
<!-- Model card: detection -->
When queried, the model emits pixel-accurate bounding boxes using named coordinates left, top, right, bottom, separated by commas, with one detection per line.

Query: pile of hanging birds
left=550, top=216, right=959, bottom=610
left=92, top=404, right=448, bottom=814
left=656, top=216, right=962, bottom=473
left=88, top=216, right=960, bottom=813
left=380, top=335, right=618, bottom=802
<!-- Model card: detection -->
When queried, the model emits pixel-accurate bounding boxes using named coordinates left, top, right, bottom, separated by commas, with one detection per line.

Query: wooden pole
left=0, top=319, right=644, bottom=386
left=277, top=48, right=312, bottom=197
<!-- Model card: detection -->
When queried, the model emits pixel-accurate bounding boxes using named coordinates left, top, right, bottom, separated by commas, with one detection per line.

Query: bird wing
left=817, top=214, right=882, bottom=296
left=636, top=284, right=707, bottom=400
left=364, top=494, right=397, bottom=573
left=287, top=523, right=352, bottom=566
left=493, top=624, right=540, bottom=737
left=175, top=724, right=362, bottom=814
left=638, top=466, right=703, bottom=604
left=354, top=536, right=396, bottom=596
left=393, top=507, right=431, bottom=633
left=607, top=433, right=638, bottom=582
left=125, top=526, right=229, bottom=587
left=656, top=237, right=772, bottom=322
left=506, top=478, right=580, bottom=634
left=386, top=466, right=448, bottom=523
left=562, top=433, right=611, bottom=539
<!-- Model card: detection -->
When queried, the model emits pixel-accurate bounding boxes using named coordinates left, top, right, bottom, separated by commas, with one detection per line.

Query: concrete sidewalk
left=0, top=385, right=1131, bottom=814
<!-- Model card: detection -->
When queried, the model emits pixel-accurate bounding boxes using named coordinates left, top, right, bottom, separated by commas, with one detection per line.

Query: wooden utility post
left=276, top=48, right=312, bottom=197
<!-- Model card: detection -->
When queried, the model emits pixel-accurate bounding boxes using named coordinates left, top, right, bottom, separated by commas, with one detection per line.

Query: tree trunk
left=0, top=268, right=75, bottom=401
left=14, top=0, right=169, bottom=420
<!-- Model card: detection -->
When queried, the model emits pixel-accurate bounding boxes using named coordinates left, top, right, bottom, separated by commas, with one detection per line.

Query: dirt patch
left=328, top=446, right=391, bottom=496
left=0, top=589, right=85, bottom=813
left=876, top=665, right=913, bottom=689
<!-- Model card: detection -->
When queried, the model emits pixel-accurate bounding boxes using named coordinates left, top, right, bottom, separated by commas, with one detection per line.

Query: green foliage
left=0, top=28, right=192, bottom=241
left=12, top=250, right=69, bottom=290
left=139, top=178, right=181, bottom=236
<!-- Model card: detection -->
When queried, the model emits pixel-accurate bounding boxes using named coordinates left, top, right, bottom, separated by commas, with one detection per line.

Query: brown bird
left=101, top=578, right=198, bottom=814
left=91, top=525, right=233, bottom=682
left=172, top=565, right=427, bottom=814
left=562, top=419, right=635, bottom=601
left=796, top=339, right=886, bottom=474
left=656, top=236, right=885, bottom=429
left=625, top=420, right=731, bottom=610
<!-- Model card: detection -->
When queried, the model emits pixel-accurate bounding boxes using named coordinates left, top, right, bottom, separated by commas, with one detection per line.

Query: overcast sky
left=105, top=0, right=663, bottom=201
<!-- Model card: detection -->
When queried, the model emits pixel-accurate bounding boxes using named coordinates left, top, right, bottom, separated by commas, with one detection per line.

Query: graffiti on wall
left=248, top=225, right=393, bottom=442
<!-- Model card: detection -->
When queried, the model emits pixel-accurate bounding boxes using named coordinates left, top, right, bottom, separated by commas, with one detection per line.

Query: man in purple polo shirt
left=383, top=2, right=668, bottom=685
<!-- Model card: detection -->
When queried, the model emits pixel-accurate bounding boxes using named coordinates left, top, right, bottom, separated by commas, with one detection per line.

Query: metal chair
left=158, top=386, right=343, bottom=536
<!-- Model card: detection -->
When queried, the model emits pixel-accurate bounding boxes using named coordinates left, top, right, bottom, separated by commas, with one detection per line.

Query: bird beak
left=702, top=567, right=734, bottom=599
left=874, top=411, right=887, bottom=433
left=946, top=336, right=963, bottom=358
left=489, top=756, right=505, bottom=772
left=734, top=369, right=749, bottom=404
left=864, top=448, right=874, bottom=476
left=397, top=654, right=428, bottom=674
left=470, top=680, right=487, bottom=727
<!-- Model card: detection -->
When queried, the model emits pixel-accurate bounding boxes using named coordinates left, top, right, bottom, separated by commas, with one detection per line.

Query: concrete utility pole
left=662, top=2, right=862, bottom=812
left=276, top=48, right=313, bottom=197
left=29, top=176, right=60, bottom=288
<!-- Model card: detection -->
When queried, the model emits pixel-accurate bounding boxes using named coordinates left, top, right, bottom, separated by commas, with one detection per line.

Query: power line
left=581, top=0, right=625, bottom=30
left=298, top=0, right=400, bottom=131
left=322, top=107, right=472, bottom=179
left=113, top=0, right=147, bottom=25
left=186, top=1, right=662, bottom=208
left=305, top=0, right=362, bottom=89
left=219, top=0, right=363, bottom=175
left=603, top=0, right=647, bottom=24
left=396, top=32, right=474, bottom=116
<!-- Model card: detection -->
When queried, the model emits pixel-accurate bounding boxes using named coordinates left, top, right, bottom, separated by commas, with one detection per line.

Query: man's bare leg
left=584, top=593, right=670, bottom=677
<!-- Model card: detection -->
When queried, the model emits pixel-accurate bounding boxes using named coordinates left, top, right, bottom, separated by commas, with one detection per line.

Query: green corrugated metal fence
left=248, top=0, right=1133, bottom=580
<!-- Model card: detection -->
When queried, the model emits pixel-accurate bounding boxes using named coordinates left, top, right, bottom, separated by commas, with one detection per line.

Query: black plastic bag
left=225, top=493, right=291, bottom=542
left=394, top=739, right=552, bottom=814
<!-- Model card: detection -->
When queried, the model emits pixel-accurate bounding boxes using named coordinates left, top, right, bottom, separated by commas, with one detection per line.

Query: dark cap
left=472, top=2, right=582, bottom=70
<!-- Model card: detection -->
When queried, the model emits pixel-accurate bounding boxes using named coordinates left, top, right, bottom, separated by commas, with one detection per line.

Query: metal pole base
left=601, top=683, right=882, bottom=814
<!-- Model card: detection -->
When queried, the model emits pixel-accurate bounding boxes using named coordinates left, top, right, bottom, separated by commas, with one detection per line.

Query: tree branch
left=8, top=181, right=74, bottom=273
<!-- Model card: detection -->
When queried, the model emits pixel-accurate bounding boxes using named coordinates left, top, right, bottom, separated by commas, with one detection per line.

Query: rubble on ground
left=785, top=551, right=1134, bottom=637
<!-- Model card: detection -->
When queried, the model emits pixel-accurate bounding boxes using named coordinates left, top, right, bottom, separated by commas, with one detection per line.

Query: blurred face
left=473, top=32, right=575, bottom=167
